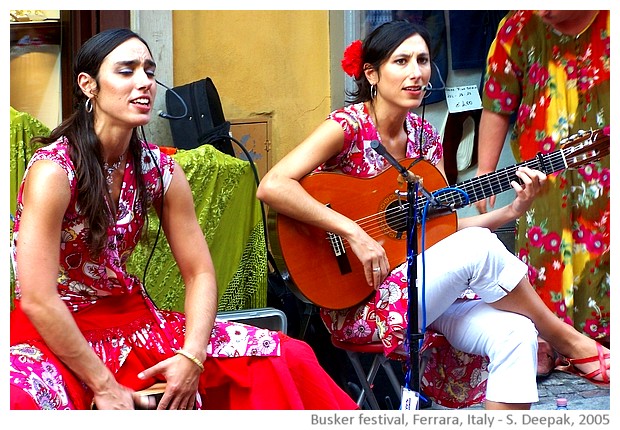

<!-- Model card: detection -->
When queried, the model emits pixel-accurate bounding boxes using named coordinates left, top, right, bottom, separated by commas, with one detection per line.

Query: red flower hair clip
left=341, top=39, right=364, bottom=79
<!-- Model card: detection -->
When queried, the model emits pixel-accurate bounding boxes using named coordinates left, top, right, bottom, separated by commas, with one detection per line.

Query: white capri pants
left=417, top=226, right=539, bottom=404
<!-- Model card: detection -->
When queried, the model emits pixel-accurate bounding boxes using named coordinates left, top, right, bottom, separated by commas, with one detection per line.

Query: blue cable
left=402, top=185, right=418, bottom=392
left=402, top=186, right=470, bottom=407
left=419, top=187, right=469, bottom=342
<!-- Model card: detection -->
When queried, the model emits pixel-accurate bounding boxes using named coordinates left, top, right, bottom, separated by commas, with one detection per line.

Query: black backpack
left=165, top=77, right=235, bottom=157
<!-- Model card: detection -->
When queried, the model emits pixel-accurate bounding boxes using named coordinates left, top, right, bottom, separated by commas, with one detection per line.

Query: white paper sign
left=445, top=85, right=482, bottom=113
left=400, top=386, right=420, bottom=410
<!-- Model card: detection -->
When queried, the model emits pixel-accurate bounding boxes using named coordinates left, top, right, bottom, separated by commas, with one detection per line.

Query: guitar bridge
left=327, top=231, right=352, bottom=275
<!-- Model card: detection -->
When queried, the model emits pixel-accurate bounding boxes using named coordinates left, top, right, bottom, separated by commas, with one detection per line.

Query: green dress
left=482, top=11, right=610, bottom=341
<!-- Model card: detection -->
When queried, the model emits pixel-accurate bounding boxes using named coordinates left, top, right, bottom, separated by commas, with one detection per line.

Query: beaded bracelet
left=175, top=349, right=205, bottom=372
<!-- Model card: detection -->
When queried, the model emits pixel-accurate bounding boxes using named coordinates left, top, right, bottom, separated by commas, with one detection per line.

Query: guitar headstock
left=560, top=127, right=610, bottom=169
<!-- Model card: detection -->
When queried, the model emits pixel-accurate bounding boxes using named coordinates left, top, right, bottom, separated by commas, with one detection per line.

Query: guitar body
left=273, top=159, right=457, bottom=310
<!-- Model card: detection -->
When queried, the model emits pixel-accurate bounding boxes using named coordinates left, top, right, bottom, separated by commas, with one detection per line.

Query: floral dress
left=9, top=138, right=312, bottom=410
left=318, top=103, right=489, bottom=408
left=482, top=10, right=610, bottom=341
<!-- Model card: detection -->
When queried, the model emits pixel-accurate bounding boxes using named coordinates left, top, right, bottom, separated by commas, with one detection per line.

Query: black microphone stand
left=370, top=141, right=424, bottom=401
left=404, top=164, right=424, bottom=400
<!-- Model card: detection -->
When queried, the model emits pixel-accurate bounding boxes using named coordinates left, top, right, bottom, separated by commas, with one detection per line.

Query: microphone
left=421, top=84, right=445, bottom=92
left=370, top=140, right=416, bottom=182
left=370, top=140, right=444, bottom=208
left=156, top=80, right=188, bottom=120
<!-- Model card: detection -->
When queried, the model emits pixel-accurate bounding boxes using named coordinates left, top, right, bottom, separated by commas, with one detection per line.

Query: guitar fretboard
left=415, top=147, right=569, bottom=214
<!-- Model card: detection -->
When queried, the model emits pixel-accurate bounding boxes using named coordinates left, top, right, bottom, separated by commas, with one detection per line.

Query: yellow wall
left=172, top=10, right=331, bottom=163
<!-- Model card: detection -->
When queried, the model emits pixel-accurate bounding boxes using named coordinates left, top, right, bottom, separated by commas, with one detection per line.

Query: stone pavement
left=429, top=370, right=610, bottom=410
left=532, top=371, right=610, bottom=410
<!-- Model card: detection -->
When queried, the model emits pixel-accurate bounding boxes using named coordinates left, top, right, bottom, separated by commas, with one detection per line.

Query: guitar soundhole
left=384, top=200, right=407, bottom=239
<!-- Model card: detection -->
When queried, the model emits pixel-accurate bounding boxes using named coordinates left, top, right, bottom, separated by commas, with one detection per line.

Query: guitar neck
left=420, top=148, right=568, bottom=211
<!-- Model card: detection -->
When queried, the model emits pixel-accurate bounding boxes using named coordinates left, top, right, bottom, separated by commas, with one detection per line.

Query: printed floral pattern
left=10, top=344, right=74, bottom=410
left=482, top=11, right=610, bottom=341
left=318, top=102, right=443, bottom=176
left=10, top=138, right=280, bottom=409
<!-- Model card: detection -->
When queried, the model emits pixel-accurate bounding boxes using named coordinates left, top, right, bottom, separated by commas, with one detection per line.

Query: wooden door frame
left=59, top=10, right=130, bottom=120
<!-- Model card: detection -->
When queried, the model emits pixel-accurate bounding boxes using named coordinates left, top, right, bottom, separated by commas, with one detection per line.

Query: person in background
left=474, top=10, right=610, bottom=378
left=9, top=28, right=357, bottom=411
left=257, top=20, right=610, bottom=410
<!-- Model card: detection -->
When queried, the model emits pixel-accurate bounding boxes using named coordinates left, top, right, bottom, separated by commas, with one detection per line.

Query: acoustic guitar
left=270, top=128, right=609, bottom=310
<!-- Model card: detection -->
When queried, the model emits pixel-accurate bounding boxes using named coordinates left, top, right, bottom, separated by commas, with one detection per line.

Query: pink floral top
left=13, top=138, right=172, bottom=310
left=11, top=138, right=280, bottom=359
left=318, top=102, right=443, bottom=175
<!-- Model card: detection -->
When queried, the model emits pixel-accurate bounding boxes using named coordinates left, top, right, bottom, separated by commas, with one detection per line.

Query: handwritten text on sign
left=445, top=85, right=482, bottom=113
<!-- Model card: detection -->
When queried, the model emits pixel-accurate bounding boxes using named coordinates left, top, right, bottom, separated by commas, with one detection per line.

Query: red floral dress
left=10, top=138, right=355, bottom=410
left=318, top=103, right=489, bottom=408
left=482, top=11, right=610, bottom=341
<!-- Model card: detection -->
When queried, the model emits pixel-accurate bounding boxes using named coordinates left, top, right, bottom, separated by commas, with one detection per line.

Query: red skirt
left=10, top=295, right=357, bottom=410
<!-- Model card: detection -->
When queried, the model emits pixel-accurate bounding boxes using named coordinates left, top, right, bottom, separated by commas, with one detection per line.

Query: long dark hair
left=31, top=28, right=152, bottom=257
left=346, top=20, right=432, bottom=104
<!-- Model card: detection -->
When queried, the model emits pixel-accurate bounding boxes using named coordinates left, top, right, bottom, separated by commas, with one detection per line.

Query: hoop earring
left=370, top=84, right=377, bottom=100
left=424, top=82, right=432, bottom=99
left=85, top=98, right=93, bottom=113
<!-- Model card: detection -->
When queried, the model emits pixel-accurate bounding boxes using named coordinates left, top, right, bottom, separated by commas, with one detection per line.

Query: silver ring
left=373, top=267, right=380, bottom=272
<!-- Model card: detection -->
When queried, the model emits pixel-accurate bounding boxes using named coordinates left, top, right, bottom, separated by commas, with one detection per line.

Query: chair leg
left=298, top=302, right=315, bottom=339
left=379, top=356, right=402, bottom=402
left=419, top=348, right=431, bottom=377
left=346, top=350, right=381, bottom=409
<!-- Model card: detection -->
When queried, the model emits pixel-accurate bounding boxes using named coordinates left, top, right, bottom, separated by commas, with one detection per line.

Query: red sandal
left=556, top=343, right=610, bottom=387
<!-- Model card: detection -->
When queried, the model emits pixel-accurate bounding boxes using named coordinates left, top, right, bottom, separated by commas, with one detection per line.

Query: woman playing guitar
left=257, top=20, right=610, bottom=409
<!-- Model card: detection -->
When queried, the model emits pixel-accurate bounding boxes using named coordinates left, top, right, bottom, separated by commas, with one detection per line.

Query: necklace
left=103, top=154, right=124, bottom=194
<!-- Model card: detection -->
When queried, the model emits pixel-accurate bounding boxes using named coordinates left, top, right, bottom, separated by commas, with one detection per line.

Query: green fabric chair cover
left=126, top=144, right=268, bottom=312
left=10, top=107, right=50, bottom=218
left=9, top=107, right=267, bottom=312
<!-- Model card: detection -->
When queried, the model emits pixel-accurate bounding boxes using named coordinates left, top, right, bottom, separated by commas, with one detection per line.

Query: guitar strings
left=320, top=131, right=604, bottom=254
left=322, top=148, right=574, bottom=251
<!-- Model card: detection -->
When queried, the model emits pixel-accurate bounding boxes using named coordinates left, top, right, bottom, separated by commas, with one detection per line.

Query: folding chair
left=127, top=306, right=288, bottom=409
left=331, top=331, right=441, bottom=410
left=217, top=307, right=288, bottom=334
left=331, top=337, right=403, bottom=410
